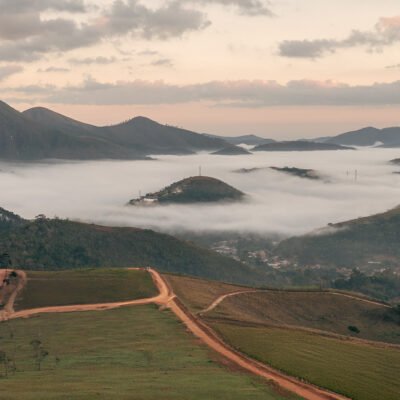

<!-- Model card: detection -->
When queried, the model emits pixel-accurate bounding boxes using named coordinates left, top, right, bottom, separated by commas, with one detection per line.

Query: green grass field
left=212, top=322, right=400, bottom=400
left=165, top=273, right=249, bottom=312
left=16, top=269, right=157, bottom=310
left=208, top=291, right=400, bottom=344
left=0, top=306, right=296, bottom=400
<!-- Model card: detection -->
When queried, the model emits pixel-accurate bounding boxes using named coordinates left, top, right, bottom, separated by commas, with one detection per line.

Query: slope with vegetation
left=19, top=104, right=227, bottom=159
left=15, top=269, right=157, bottom=310
left=0, top=101, right=229, bottom=161
left=128, top=176, right=245, bottom=205
left=252, top=141, right=353, bottom=152
left=0, top=209, right=265, bottom=285
left=325, top=126, right=400, bottom=147
left=0, top=101, right=142, bottom=160
left=0, top=305, right=291, bottom=400
left=234, top=166, right=321, bottom=179
left=204, top=133, right=275, bottom=146
left=277, top=206, right=400, bottom=269
left=211, top=145, right=251, bottom=155
left=270, top=167, right=321, bottom=180
left=100, top=116, right=227, bottom=155
left=164, top=273, right=400, bottom=400
left=206, top=290, right=400, bottom=344
left=212, top=323, right=400, bottom=400
left=165, top=274, right=251, bottom=313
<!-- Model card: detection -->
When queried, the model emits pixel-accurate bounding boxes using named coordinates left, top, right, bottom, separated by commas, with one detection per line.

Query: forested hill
left=0, top=211, right=264, bottom=285
left=277, top=206, right=400, bottom=268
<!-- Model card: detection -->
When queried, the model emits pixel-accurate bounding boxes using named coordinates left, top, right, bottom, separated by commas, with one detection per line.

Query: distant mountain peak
left=114, top=116, right=160, bottom=128
left=325, top=126, right=400, bottom=147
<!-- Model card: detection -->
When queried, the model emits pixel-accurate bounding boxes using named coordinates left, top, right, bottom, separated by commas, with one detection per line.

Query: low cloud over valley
left=1, top=148, right=400, bottom=237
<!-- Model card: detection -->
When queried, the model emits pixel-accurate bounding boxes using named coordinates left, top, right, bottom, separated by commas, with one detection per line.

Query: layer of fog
left=1, top=148, right=400, bottom=237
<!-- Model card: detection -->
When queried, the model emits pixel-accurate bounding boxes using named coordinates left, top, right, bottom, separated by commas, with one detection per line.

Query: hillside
left=0, top=101, right=142, bottom=160
left=277, top=206, right=400, bottom=270
left=205, top=133, right=274, bottom=146
left=128, top=176, right=245, bottom=205
left=0, top=101, right=230, bottom=160
left=252, top=141, right=353, bottom=152
left=206, top=290, right=400, bottom=344
left=166, top=273, right=400, bottom=400
left=15, top=269, right=157, bottom=310
left=211, top=145, right=251, bottom=155
left=165, top=274, right=250, bottom=312
left=0, top=211, right=264, bottom=285
left=1, top=306, right=286, bottom=400
left=102, top=117, right=227, bottom=155
left=23, top=107, right=99, bottom=137
left=270, top=167, right=320, bottom=180
left=23, top=105, right=228, bottom=157
left=326, top=126, right=400, bottom=147
left=212, top=323, right=400, bottom=400
left=234, top=166, right=321, bottom=180
left=0, top=207, right=25, bottom=232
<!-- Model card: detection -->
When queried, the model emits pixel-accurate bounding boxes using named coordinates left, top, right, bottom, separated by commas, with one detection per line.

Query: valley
left=2, top=2, right=400, bottom=398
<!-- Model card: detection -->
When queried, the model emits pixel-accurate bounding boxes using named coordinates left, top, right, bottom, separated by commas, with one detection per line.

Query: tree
left=30, top=339, right=49, bottom=371
left=3, top=321, right=17, bottom=374
left=348, top=325, right=360, bottom=334
left=0, top=253, right=12, bottom=268
left=0, top=351, right=9, bottom=377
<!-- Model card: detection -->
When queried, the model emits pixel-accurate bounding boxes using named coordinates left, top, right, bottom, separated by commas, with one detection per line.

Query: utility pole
left=355, top=169, right=358, bottom=183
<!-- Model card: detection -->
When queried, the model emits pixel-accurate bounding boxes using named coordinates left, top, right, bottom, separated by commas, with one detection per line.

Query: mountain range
left=3, top=99, right=400, bottom=161
left=0, top=101, right=227, bottom=160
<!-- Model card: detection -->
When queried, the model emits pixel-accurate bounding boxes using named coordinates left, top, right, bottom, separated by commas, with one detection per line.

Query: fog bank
left=1, top=148, right=400, bottom=236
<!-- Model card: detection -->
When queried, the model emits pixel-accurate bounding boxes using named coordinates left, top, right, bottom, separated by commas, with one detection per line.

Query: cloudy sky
left=1, top=0, right=400, bottom=138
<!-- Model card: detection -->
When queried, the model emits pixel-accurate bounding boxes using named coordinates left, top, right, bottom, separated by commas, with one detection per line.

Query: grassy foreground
left=165, top=274, right=249, bottom=312
left=16, top=269, right=157, bottom=310
left=0, top=306, right=294, bottom=400
left=212, top=322, right=400, bottom=400
left=208, top=291, right=400, bottom=344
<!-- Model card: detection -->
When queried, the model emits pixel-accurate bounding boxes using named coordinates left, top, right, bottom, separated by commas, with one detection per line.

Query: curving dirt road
left=200, top=287, right=390, bottom=316
left=10, top=268, right=172, bottom=320
left=0, top=269, right=27, bottom=320
left=329, top=291, right=390, bottom=308
left=199, top=289, right=263, bottom=315
left=9, top=268, right=349, bottom=400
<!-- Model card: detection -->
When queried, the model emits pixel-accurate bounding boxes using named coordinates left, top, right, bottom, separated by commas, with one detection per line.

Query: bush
left=348, top=325, right=360, bottom=334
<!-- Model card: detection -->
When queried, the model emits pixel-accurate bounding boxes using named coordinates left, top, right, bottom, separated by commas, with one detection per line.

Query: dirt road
left=200, top=287, right=390, bottom=316
left=10, top=268, right=172, bottom=320
left=0, top=269, right=27, bottom=320
left=199, top=289, right=262, bottom=314
left=10, top=268, right=349, bottom=400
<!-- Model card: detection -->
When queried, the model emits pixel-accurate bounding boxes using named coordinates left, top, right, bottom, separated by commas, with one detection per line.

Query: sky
left=1, top=149, right=400, bottom=236
left=1, top=0, right=400, bottom=138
